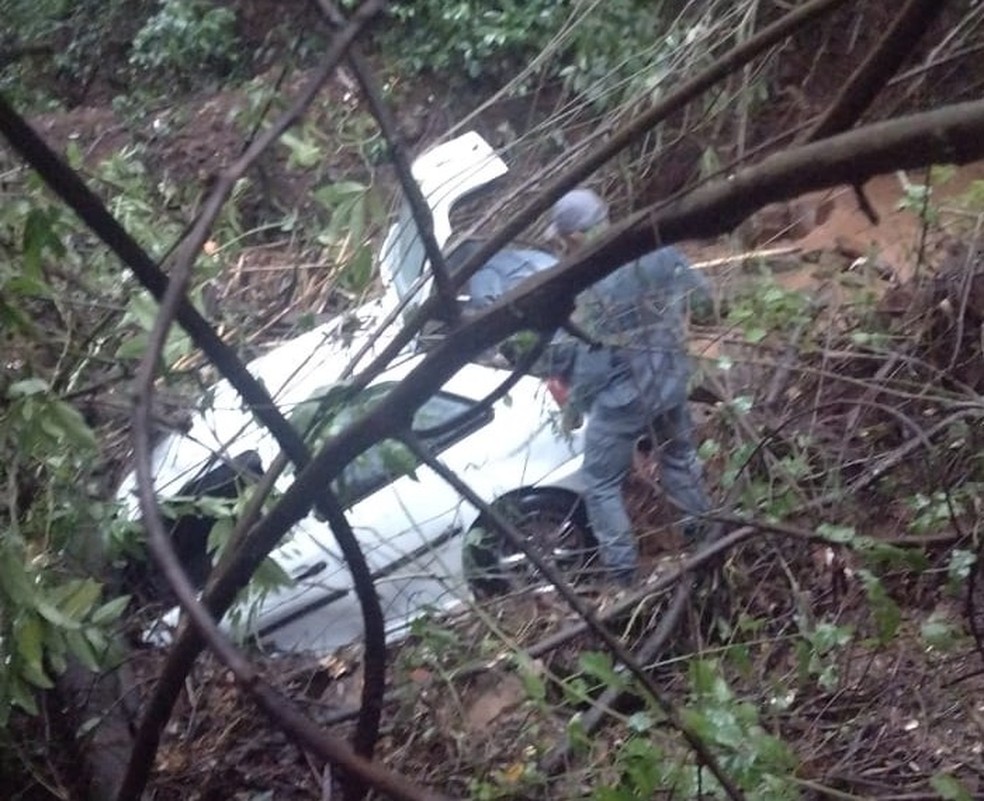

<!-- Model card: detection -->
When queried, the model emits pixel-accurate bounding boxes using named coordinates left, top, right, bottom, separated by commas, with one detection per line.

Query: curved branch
left=129, top=113, right=434, bottom=801
left=178, top=101, right=984, bottom=720
left=337, top=0, right=854, bottom=393
left=105, top=4, right=390, bottom=799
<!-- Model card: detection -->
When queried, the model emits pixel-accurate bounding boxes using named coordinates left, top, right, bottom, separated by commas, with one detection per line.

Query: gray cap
left=545, top=188, right=609, bottom=240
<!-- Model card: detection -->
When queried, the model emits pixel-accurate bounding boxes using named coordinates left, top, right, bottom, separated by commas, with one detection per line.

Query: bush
left=345, top=0, right=668, bottom=101
left=130, top=0, right=239, bottom=86
left=377, top=0, right=561, bottom=79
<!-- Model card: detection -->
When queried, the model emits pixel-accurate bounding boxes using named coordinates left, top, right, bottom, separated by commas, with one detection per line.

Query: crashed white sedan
left=117, top=132, right=592, bottom=652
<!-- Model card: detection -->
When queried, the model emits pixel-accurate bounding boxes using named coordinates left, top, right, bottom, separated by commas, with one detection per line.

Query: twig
left=314, top=0, right=458, bottom=322
left=401, top=433, right=747, bottom=801
left=802, top=0, right=949, bottom=142
left=115, top=4, right=391, bottom=799
left=852, top=184, right=880, bottom=226
left=540, top=578, right=695, bottom=775
left=691, top=246, right=801, bottom=271
left=128, top=51, right=445, bottom=801
left=765, top=321, right=808, bottom=408
left=345, top=0, right=854, bottom=396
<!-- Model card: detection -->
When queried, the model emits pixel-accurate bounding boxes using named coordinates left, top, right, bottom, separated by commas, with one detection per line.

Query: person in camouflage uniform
left=545, top=188, right=712, bottom=585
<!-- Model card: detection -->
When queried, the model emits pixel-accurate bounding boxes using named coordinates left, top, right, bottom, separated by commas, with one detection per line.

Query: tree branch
left=103, top=4, right=391, bottom=799
left=436, top=0, right=855, bottom=298
left=168, top=103, right=984, bottom=733
left=333, top=0, right=854, bottom=393
left=400, top=433, right=746, bottom=801
left=314, top=0, right=458, bottom=321
left=804, top=0, right=950, bottom=142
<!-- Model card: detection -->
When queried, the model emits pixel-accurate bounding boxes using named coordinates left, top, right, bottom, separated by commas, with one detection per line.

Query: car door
left=376, top=132, right=508, bottom=319
left=253, top=379, right=497, bottom=652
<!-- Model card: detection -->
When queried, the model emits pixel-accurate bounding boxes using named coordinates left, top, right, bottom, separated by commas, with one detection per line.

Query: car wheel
left=463, top=488, right=597, bottom=599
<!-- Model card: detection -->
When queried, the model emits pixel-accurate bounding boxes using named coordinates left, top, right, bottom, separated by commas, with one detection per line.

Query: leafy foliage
left=130, top=0, right=240, bottom=88
left=0, top=143, right=223, bottom=724
left=0, top=0, right=151, bottom=106
left=0, top=378, right=128, bottom=723
left=343, top=0, right=681, bottom=105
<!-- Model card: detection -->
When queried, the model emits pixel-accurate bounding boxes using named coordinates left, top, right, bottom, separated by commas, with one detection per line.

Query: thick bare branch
left=343, top=0, right=853, bottom=386
left=157, top=103, right=984, bottom=740
left=804, top=0, right=950, bottom=142
left=438, top=0, right=855, bottom=296
left=108, top=4, right=390, bottom=799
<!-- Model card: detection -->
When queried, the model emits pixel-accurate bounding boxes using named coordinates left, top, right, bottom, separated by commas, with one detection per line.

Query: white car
left=118, top=133, right=592, bottom=652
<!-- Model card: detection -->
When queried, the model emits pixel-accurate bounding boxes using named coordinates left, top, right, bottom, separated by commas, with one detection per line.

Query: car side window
left=333, top=385, right=493, bottom=507
left=386, top=206, right=426, bottom=301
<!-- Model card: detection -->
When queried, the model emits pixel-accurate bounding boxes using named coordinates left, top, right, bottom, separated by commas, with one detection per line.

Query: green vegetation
left=0, top=139, right=263, bottom=725
left=0, top=0, right=153, bottom=107
left=130, top=0, right=240, bottom=89
left=355, top=0, right=692, bottom=105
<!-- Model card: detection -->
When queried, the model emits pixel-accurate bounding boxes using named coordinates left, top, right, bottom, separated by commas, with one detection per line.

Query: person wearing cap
left=544, top=188, right=712, bottom=586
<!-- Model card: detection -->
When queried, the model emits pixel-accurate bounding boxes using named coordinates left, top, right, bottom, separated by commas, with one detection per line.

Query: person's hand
left=546, top=376, right=570, bottom=406
left=561, top=403, right=584, bottom=433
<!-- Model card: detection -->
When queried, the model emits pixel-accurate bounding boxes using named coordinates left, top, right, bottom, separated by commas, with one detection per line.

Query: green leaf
left=36, top=600, right=82, bottom=630
left=0, top=552, right=35, bottom=601
left=858, top=570, right=900, bottom=644
left=6, top=273, right=52, bottom=297
left=9, top=673, right=39, bottom=716
left=578, top=651, right=627, bottom=692
left=115, top=331, right=149, bottom=360
left=90, top=595, right=131, bottom=626
left=42, top=621, right=68, bottom=674
left=19, top=654, right=54, bottom=690
left=16, top=614, right=45, bottom=679
left=688, top=658, right=721, bottom=698
left=125, top=291, right=159, bottom=330
left=920, top=613, right=960, bottom=652
left=565, top=715, right=591, bottom=756
left=84, top=626, right=109, bottom=658
left=811, top=621, right=852, bottom=654
left=207, top=516, right=235, bottom=557
left=930, top=773, right=971, bottom=801
left=626, top=711, right=653, bottom=733
left=7, top=378, right=50, bottom=398
left=62, top=579, right=103, bottom=619
left=281, top=130, right=323, bottom=169
left=947, top=549, right=976, bottom=589
left=514, top=655, right=546, bottom=703
left=343, top=245, right=373, bottom=292
left=252, top=556, right=293, bottom=591
left=816, top=523, right=855, bottom=544
left=65, top=628, right=101, bottom=672
left=744, top=326, right=767, bottom=344
left=22, top=207, right=64, bottom=280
